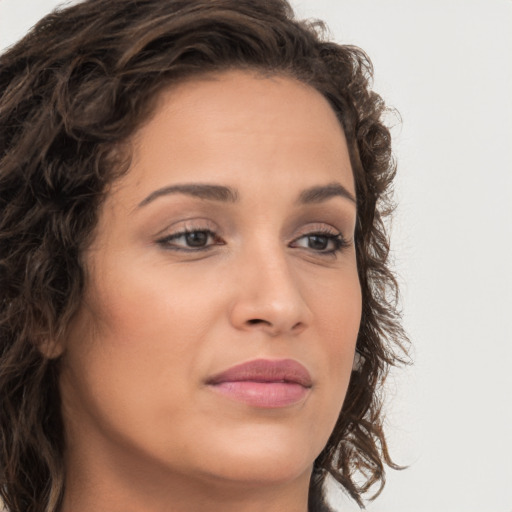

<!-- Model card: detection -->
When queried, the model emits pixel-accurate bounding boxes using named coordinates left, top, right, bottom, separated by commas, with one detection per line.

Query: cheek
left=89, top=255, right=215, bottom=356
left=313, top=271, right=362, bottom=407
left=313, top=264, right=361, bottom=345
left=63, top=257, right=219, bottom=420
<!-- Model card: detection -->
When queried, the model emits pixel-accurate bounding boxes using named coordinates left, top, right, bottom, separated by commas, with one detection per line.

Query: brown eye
left=157, top=229, right=223, bottom=252
left=184, top=231, right=210, bottom=247
left=307, top=234, right=330, bottom=251
left=290, top=231, right=349, bottom=255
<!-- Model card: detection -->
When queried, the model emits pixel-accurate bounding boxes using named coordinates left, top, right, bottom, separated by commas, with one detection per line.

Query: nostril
left=247, top=318, right=267, bottom=325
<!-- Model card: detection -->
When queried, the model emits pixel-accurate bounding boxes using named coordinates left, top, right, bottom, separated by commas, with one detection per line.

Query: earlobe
left=352, top=351, right=365, bottom=372
left=37, top=338, right=65, bottom=359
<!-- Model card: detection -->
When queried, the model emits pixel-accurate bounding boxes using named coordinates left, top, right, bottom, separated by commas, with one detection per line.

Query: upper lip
left=206, top=358, right=313, bottom=388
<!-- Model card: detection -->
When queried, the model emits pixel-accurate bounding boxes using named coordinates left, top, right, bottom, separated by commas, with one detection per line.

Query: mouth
left=206, top=358, right=312, bottom=408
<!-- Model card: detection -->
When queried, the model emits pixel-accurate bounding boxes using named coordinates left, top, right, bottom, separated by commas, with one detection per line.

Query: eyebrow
left=137, top=181, right=356, bottom=208
left=297, top=182, right=356, bottom=205
left=138, top=183, right=239, bottom=207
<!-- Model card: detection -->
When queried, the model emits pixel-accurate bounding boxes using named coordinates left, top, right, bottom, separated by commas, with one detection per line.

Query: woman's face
left=59, top=71, right=361, bottom=494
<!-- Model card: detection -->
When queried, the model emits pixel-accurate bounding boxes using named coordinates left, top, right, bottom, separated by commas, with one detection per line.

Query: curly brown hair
left=0, top=1, right=408, bottom=511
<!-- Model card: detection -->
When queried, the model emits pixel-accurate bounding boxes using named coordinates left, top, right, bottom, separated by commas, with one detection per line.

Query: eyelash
left=156, top=229, right=224, bottom=253
left=290, top=231, right=350, bottom=255
left=156, top=226, right=350, bottom=256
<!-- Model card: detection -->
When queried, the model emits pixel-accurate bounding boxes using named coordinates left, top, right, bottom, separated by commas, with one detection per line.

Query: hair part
left=0, top=1, right=409, bottom=510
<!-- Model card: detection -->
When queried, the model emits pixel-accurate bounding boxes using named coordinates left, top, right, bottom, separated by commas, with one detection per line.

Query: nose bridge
left=229, top=236, right=312, bottom=335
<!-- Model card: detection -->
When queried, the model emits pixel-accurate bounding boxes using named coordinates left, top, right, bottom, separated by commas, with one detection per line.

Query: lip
left=206, top=359, right=312, bottom=408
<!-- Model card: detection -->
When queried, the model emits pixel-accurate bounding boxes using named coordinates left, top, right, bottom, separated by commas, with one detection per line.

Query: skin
left=57, top=70, right=362, bottom=512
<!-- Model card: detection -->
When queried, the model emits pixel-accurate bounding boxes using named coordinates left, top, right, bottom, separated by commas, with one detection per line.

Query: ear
left=352, top=351, right=365, bottom=372
left=36, top=337, right=65, bottom=359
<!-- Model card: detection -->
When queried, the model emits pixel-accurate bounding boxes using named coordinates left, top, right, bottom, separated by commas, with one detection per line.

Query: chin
left=185, top=424, right=322, bottom=486
left=202, top=454, right=314, bottom=488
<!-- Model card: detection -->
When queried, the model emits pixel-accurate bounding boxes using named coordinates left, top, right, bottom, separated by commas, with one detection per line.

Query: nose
left=228, top=245, right=313, bottom=337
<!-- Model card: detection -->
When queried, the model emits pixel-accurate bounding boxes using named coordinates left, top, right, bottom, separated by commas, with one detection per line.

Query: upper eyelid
left=154, top=219, right=218, bottom=238
left=159, top=224, right=343, bottom=240
left=290, top=223, right=345, bottom=240
left=156, top=221, right=346, bottom=240
left=293, top=224, right=340, bottom=234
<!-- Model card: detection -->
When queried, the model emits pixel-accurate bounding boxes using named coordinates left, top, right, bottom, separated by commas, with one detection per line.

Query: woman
left=0, top=1, right=408, bottom=511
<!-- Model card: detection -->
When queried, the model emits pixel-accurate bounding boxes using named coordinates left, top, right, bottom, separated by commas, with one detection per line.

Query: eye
left=156, top=229, right=224, bottom=252
left=290, top=231, right=349, bottom=255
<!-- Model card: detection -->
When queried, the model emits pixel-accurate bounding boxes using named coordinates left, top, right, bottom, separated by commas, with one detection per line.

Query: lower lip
left=208, top=381, right=309, bottom=408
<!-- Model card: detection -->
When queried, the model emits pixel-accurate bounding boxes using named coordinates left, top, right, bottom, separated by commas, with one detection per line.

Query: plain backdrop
left=1, top=1, right=511, bottom=511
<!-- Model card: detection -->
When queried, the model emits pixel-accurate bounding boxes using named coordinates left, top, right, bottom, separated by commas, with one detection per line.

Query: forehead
left=146, top=70, right=346, bottom=144
left=114, top=70, right=354, bottom=203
